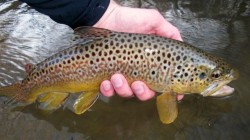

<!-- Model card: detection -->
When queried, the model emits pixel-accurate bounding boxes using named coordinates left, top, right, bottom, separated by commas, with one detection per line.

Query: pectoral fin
left=37, top=92, right=69, bottom=111
left=156, top=93, right=178, bottom=124
left=73, top=92, right=99, bottom=115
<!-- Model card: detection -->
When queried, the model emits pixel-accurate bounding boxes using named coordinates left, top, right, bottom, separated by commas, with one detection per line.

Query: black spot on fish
left=110, top=40, right=114, bottom=46
left=79, top=48, right=83, bottom=53
left=85, top=54, right=90, bottom=58
left=151, top=70, right=156, bottom=75
left=176, top=56, right=180, bottom=61
left=121, top=39, right=125, bottom=43
left=167, top=53, right=171, bottom=58
left=133, top=71, right=138, bottom=76
left=104, top=39, right=109, bottom=43
left=129, top=44, right=133, bottom=49
left=105, top=44, right=109, bottom=49
left=69, top=51, right=73, bottom=55
left=85, top=46, right=89, bottom=51
left=154, top=44, right=157, bottom=49
left=74, top=49, right=78, bottom=54
left=157, top=56, right=161, bottom=61
left=90, top=44, right=95, bottom=49
left=109, top=50, right=113, bottom=55
left=183, top=56, right=187, bottom=61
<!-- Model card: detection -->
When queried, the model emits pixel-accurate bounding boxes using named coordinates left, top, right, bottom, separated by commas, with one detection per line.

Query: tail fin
left=0, top=83, right=25, bottom=105
left=0, top=83, right=20, bottom=97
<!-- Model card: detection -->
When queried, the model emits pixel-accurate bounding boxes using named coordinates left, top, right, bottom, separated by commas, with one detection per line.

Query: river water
left=0, top=0, right=249, bottom=140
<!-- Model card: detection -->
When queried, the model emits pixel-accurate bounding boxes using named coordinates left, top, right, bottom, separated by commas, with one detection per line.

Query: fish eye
left=199, top=72, right=206, bottom=79
left=212, top=69, right=222, bottom=79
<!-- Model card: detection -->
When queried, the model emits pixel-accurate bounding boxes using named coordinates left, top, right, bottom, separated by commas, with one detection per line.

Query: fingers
left=100, top=80, right=114, bottom=97
left=100, top=74, right=155, bottom=101
left=147, top=10, right=183, bottom=41
left=156, top=23, right=183, bottom=41
left=177, top=95, right=184, bottom=101
left=110, top=74, right=133, bottom=97
left=100, top=74, right=133, bottom=98
left=131, top=81, right=155, bottom=101
left=100, top=74, right=184, bottom=101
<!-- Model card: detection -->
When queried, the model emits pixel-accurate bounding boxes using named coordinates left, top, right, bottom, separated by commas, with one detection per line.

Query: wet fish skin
left=0, top=27, right=238, bottom=124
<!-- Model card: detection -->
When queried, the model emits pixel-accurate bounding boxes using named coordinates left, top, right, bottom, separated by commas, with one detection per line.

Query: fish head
left=168, top=51, right=239, bottom=97
left=188, top=59, right=239, bottom=97
left=199, top=64, right=239, bottom=97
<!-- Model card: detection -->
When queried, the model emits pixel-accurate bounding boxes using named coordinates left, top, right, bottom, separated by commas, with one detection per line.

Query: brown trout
left=0, top=27, right=238, bottom=124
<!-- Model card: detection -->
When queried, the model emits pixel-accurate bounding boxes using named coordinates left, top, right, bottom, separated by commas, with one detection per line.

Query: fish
left=0, top=27, right=239, bottom=124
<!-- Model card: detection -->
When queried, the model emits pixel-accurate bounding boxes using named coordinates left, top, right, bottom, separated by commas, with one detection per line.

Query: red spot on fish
left=24, top=63, right=33, bottom=73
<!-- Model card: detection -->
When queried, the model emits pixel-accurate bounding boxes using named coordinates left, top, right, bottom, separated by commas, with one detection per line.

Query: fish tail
left=0, top=83, right=20, bottom=97
left=0, top=83, right=25, bottom=104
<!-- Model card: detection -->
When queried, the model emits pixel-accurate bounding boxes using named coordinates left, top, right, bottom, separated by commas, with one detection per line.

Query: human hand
left=95, top=0, right=184, bottom=101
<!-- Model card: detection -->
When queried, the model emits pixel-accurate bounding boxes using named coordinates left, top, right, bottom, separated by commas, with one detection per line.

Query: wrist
left=94, top=0, right=120, bottom=28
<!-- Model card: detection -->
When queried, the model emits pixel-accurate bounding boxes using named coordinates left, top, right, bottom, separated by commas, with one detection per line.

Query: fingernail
left=111, top=76, right=123, bottom=88
left=133, top=84, right=144, bottom=95
left=102, top=82, right=111, bottom=91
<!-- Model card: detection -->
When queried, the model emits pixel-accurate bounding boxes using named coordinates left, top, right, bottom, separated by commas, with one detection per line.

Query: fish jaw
left=201, top=80, right=233, bottom=97
left=210, top=85, right=235, bottom=97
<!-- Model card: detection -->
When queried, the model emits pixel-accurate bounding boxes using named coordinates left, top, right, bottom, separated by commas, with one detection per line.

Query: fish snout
left=230, top=69, right=239, bottom=80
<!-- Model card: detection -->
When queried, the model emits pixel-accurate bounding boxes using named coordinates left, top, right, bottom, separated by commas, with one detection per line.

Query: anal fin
left=37, top=92, right=69, bottom=111
left=156, top=93, right=178, bottom=124
left=73, top=91, right=99, bottom=115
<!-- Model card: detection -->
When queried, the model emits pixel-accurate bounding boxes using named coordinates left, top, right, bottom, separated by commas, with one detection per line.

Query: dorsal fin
left=24, top=63, right=35, bottom=74
left=74, top=26, right=113, bottom=37
left=72, top=27, right=115, bottom=46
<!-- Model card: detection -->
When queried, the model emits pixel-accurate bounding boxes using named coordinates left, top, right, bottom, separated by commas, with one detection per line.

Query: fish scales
left=25, top=34, right=193, bottom=93
left=23, top=32, right=223, bottom=94
left=0, top=27, right=238, bottom=124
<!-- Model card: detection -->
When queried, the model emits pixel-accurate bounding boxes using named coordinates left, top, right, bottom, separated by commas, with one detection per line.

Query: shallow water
left=0, top=0, right=250, bottom=140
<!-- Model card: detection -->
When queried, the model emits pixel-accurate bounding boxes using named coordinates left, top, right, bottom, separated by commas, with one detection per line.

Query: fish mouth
left=201, top=68, right=239, bottom=97
left=201, top=80, right=234, bottom=97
